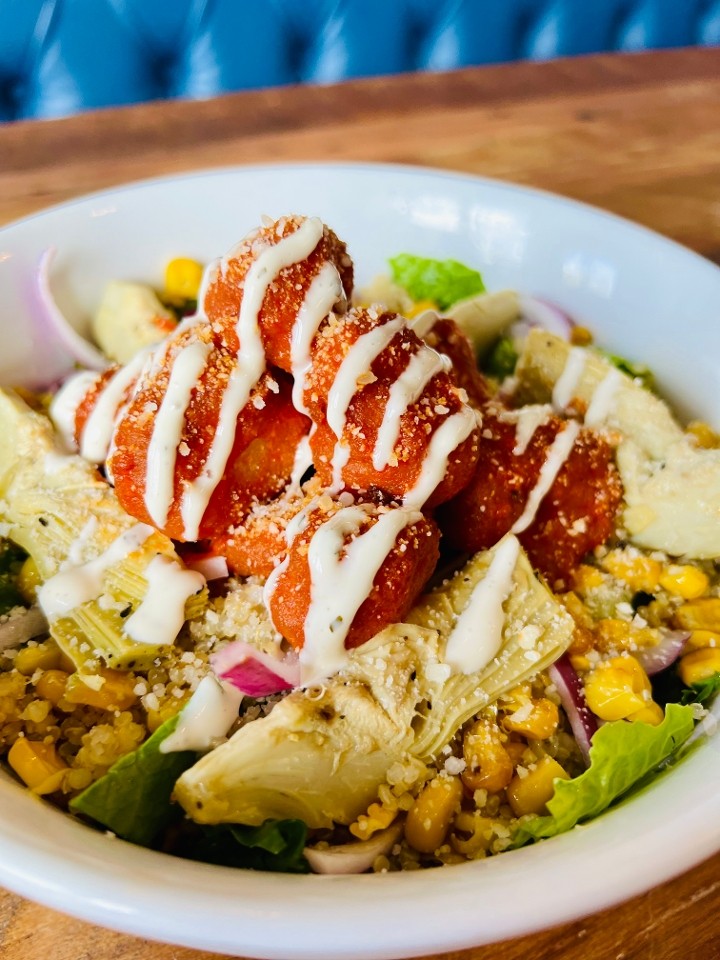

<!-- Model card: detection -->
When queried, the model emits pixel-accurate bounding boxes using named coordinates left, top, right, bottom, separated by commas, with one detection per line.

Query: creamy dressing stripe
left=144, top=338, right=213, bottom=528
left=373, top=345, right=449, bottom=471
left=300, top=505, right=422, bottom=684
left=444, top=534, right=521, bottom=675
left=404, top=407, right=478, bottom=509
left=124, top=554, right=205, bottom=647
left=510, top=420, right=581, bottom=534
left=291, top=262, right=344, bottom=414
left=585, top=367, right=622, bottom=426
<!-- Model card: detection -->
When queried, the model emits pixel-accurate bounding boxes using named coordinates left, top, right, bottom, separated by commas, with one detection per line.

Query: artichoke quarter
left=174, top=537, right=574, bottom=829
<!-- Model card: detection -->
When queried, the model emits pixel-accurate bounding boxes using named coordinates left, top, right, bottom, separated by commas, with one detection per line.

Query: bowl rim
left=0, top=161, right=719, bottom=959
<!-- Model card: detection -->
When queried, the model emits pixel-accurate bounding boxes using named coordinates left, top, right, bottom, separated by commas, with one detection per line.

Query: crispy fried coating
left=436, top=405, right=623, bottom=588
left=267, top=498, right=440, bottom=651
left=420, top=316, right=490, bottom=409
left=110, top=323, right=309, bottom=541
left=202, top=215, right=353, bottom=368
left=73, top=367, right=120, bottom=445
left=305, top=307, right=480, bottom=506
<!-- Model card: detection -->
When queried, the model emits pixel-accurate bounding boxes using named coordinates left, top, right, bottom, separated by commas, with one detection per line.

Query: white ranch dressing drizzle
left=403, top=407, right=479, bottom=509
left=124, top=554, right=205, bottom=647
left=300, top=504, right=422, bottom=684
left=510, top=404, right=553, bottom=455
left=330, top=440, right=351, bottom=492
left=408, top=309, right=439, bottom=339
left=291, top=262, right=344, bottom=414
left=144, top=338, right=213, bottom=528
left=444, top=534, right=520, bottom=675
left=584, top=367, right=622, bottom=426
left=49, top=370, right=99, bottom=451
left=290, top=434, right=314, bottom=487
left=373, top=345, right=450, bottom=471
left=326, top=316, right=405, bottom=437
left=37, top=523, right=155, bottom=620
left=510, top=420, right=581, bottom=534
left=262, top=497, right=317, bottom=608
left=551, top=346, right=587, bottom=412
left=81, top=349, right=150, bottom=464
left=180, top=219, right=324, bottom=539
left=160, top=674, right=243, bottom=754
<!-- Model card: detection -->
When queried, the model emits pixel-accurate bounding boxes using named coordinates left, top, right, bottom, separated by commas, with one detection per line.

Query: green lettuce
left=681, top=673, right=720, bottom=708
left=389, top=254, right=485, bottom=310
left=173, top=819, right=310, bottom=873
left=0, top=540, right=26, bottom=615
left=513, top=703, right=695, bottom=845
left=70, top=713, right=196, bottom=846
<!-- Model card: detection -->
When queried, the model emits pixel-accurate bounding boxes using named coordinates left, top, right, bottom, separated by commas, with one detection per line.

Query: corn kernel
left=165, top=257, right=204, bottom=301
left=64, top=669, right=138, bottom=711
left=686, top=630, right=720, bottom=651
left=503, top=699, right=559, bottom=740
left=33, top=669, right=70, bottom=706
left=8, top=738, right=67, bottom=794
left=659, top=565, right=709, bottom=600
left=14, top=640, right=63, bottom=676
left=461, top=718, right=514, bottom=793
left=678, top=648, right=720, bottom=687
left=600, top=550, right=662, bottom=592
left=17, top=557, right=41, bottom=603
left=405, top=299, right=438, bottom=319
left=404, top=775, right=463, bottom=854
left=687, top=421, right=720, bottom=449
left=349, top=802, right=397, bottom=840
left=507, top=757, right=569, bottom=817
left=570, top=325, right=593, bottom=346
left=571, top=565, right=605, bottom=592
left=674, top=599, right=720, bottom=632
left=584, top=655, right=652, bottom=721
left=450, top=812, right=495, bottom=858
left=504, top=741, right=528, bottom=767
left=627, top=701, right=664, bottom=726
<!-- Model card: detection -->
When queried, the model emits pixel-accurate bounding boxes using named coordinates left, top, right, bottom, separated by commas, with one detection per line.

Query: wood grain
left=0, top=46, right=719, bottom=960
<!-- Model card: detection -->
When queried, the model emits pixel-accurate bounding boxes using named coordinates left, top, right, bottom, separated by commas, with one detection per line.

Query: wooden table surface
left=1, top=45, right=719, bottom=960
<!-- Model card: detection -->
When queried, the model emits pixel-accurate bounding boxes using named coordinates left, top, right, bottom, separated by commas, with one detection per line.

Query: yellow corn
left=595, top=618, right=659, bottom=654
left=627, top=701, right=664, bottom=726
left=404, top=775, right=463, bottom=854
left=165, top=257, right=204, bottom=301
left=674, top=599, right=720, bottom=632
left=507, top=757, right=570, bottom=817
left=600, top=550, right=662, bottom=592
left=659, top=565, right=709, bottom=601
left=571, top=564, right=605, bottom=592
left=584, top=655, right=653, bottom=721
left=503, top=699, right=559, bottom=740
left=64, top=668, right=138, bottom=711
left=570, top=325, right=593, bottom=346
left=17, top=557, right=42, bottom=603
left=450, top=811, right=495, bottom=858
left=687, top=421, right=720, bottom=449
left=33, top=669, right=70, bottom=706
left=14, top=640, right=63, bottom=676
left=461, top=718, right=514, bottom=793
left=678, top=648, right=720, bottom=687
left=8, top=738, right=67, bottom=794
left=349, top=802, right=397, bottom=840
left=504, top=740, right=528, bottom=767
left=686, top=630, right=720, bottom=651
left=406, top=299, right=438, bottom=319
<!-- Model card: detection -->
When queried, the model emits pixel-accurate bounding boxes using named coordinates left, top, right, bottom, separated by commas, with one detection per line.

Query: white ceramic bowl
left=0, top=163, right=719, bottom=959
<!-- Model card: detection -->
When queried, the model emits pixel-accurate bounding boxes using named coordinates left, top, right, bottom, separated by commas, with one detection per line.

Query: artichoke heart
left=174, top=536, right=573, bottom=829
left=514, top=330, right=720, bottom=558
left=0, top=388, right=207, bottom=670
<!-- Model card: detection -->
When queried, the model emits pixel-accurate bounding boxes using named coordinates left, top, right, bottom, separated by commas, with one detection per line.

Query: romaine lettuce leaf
left=681, top=673, right=720, bottom=707
left=389, top=254, right=485, bottom=310
left=70, top=713, right=195, bottom=846
left=173, top=819, right=310, bottom=873
left=513, top=703, right=695, bottom=845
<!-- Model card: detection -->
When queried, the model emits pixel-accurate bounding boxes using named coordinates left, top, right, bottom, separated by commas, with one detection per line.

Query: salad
left=0, top=213, right=718, bottom=876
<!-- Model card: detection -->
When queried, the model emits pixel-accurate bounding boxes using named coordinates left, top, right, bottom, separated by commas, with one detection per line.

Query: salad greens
left=70, top=714, right=196, bottom=846
left=174, top=819, right=309, bottom=873
left=513, top=704, right=695, bottom=845
left=389, top=254, right=485, bottom=310
left=681, top=674, right=720, bottom=708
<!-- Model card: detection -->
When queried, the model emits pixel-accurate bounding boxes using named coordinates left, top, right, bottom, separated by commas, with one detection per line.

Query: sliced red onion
left=35, top=248, right=109, bottom=372
left=517, top=294, right=575, bottom=340
left=183, top=554, right=229, bottom=581
left=549, top=654, right=598, bottom=766
left=304, top=821, right=404, bottom=875
left=211, top=641, right=300, bottom=697
left=0, top=606, right=48, bottom=651
left=635, top=629, right=690, bottom=676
